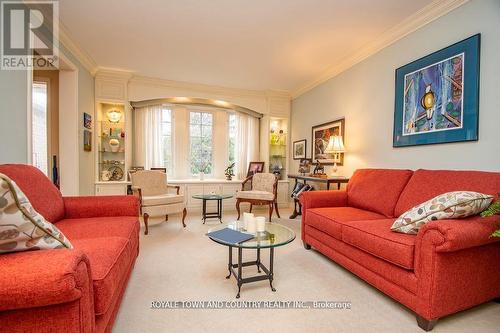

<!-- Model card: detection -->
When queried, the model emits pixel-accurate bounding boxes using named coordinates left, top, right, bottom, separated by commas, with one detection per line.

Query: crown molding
left=58, top=22, right=98, bottom=75
left=291, top=0, right=470, bottom=99
left=95, top=67, right=134, bottom=80
left=129, top=75, right=287, bottom=99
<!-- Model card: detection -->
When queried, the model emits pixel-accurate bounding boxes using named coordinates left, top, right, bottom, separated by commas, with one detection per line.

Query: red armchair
left=301, top=168, right=500, bottom=331
left=0, top=164, right=140, bottom=333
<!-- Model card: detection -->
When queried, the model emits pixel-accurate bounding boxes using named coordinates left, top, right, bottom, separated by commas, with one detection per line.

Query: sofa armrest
left=299, top=190, right=348, bottom=210
left=64, top=195, right=139, bottom=219
left=0, top=249, right=91, bottom=311
left=416, top=215, right=500, bottom=253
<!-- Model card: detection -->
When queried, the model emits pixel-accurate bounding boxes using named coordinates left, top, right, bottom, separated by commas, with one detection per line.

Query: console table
left=287, top=174, right=349, bottom=219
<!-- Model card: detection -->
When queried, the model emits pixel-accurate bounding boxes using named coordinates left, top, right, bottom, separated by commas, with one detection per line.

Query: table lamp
left=325, top=135, right=345, bottom=176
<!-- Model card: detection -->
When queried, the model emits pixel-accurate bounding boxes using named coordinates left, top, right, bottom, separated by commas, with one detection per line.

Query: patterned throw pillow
left=391, top=191, right=494, bottom=234
left=0, top=173, right=72, bottom=253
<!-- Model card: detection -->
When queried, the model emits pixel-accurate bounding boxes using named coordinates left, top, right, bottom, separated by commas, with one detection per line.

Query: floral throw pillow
left=0, top=173, right=72, bottom=253
left=391, top=191, right=494, bottom=234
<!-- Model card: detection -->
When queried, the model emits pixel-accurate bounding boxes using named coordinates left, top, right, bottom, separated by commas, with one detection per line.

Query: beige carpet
left=113, top=207, right=499, bottom=333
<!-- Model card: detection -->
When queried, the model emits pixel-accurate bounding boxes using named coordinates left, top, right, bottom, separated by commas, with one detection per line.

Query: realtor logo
left=1, top=0, right=59, bottom=70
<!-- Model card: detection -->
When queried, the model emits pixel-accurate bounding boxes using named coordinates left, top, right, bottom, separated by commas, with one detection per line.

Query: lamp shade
left=325, top=135, right=345, bottom=153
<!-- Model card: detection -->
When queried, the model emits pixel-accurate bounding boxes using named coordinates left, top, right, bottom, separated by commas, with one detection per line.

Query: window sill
left=168, top=178, right=243, bottom=184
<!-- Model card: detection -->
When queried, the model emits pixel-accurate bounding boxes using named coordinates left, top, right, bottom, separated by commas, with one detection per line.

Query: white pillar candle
left=246, top=218, right=257, bottom=234
left=255, top=216, right=266, bottom=232
left=243, top=212, right=254, bottom=230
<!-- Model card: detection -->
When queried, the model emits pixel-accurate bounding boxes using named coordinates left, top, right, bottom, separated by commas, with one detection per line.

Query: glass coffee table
left=207, top=221, right=295, bottom=298
left=192, top=194, right=233, bottom=224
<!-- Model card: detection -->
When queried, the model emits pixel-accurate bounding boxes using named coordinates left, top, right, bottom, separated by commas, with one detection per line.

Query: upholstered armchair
left=131, top=170, right=187, bottom=234
left=236, top=173, right=280, bottom=222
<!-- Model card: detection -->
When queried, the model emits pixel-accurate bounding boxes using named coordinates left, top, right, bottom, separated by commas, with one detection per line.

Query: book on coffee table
left=206, top=228, right=254, bottom=244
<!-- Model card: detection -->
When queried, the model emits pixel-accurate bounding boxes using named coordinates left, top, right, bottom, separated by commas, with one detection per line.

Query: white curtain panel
left=236, top=113, right=260, bottom=179
left=133, top=104, right=164, bottom=170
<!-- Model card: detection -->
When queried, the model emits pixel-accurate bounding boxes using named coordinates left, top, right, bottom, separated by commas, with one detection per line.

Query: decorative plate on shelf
left=108, top=166, right=124, bottom=181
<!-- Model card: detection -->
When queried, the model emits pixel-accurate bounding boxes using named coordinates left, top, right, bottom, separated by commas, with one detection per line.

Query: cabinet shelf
left=99, top=150, right=125, bottom=153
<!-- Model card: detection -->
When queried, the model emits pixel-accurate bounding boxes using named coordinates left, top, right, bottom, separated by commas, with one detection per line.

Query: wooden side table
left=287, top=174, right=349, bottom=219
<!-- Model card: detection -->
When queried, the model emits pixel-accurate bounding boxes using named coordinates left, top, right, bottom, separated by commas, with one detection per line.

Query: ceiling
left=59, top=0, right=437, bottom=93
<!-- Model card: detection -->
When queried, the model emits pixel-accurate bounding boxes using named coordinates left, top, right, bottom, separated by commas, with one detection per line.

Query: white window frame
left=227, top=112, right=237, bottom=168
left=31, top=77, right=51, bottom=177
left=188, top=109, right=214, bottom=177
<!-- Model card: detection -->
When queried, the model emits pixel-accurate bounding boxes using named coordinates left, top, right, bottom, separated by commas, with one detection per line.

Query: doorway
left=29, top=54, right=79, bottom=195
left=32, top=70, right=60, bottom=184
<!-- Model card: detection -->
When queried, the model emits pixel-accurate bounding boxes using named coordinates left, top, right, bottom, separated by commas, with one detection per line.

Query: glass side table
left=192, top=194, right=233, bottom=224
left=207, top=221, right=296, bottom=298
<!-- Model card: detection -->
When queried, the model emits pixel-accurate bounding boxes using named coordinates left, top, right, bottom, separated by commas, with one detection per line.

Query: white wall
left=0, top=71, right=29, bottom=163
left=291, top=0, right=500, bottom=177
left=0, top=43, right=95, bottom=195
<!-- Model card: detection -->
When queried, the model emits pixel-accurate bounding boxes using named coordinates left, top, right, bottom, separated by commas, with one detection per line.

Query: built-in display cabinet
left=94, top=71, right=133, bottom=195
left=268, top=117, right=288, bottom=180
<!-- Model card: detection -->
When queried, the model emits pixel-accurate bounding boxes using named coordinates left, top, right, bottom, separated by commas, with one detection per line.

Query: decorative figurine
left=313, top=159, right=325, bottom=175
left=224, top=163, right=235, bottom=181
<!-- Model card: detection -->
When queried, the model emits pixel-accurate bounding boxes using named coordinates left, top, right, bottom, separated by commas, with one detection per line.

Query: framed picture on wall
left=83, top=130, right=92, bottom=151
left=247, top=162, right=265, bottom=177
left=83, top=113, right=92, bottom=129
left=311, top=118, right=345, bottom=165
left=298, top=158, right=312, bottom=175
left=393, top=34, right=480, bottom=147
left=292, top=139, right=307, bottom=160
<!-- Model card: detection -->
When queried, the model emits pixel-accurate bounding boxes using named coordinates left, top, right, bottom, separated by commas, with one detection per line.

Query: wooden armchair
left=236, top=173, right=280, bottom=222
left=131, top=170, right=187, bottom=235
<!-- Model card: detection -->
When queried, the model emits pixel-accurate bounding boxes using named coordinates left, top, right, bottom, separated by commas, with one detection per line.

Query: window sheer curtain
left=235, top=113, right=259, bottom=179
left=133, top=104, right=164, bottom=170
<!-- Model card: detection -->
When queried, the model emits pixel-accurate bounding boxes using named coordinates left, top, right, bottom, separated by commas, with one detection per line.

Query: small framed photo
left=298, top=158, right=312, bottom=174
left=83, top=112, right=92, bottom=129
left=247, top=162, right=265, bottom=177
left=83, top=130, right=92, bottom=152
left=293, top=139, right=307, bottom=160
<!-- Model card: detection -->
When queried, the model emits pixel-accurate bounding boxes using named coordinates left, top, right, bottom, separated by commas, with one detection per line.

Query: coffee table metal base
left=225, top=246, right=275, bottom=298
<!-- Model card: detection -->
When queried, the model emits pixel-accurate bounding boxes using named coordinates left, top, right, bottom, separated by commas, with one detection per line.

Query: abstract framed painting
left=393, top=34, right=480, bottom=147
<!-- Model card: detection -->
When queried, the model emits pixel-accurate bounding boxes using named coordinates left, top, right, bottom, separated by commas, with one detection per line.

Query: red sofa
left=0, top=164, right=140, bottom=333
left=300, top=169, right=500, bottom=331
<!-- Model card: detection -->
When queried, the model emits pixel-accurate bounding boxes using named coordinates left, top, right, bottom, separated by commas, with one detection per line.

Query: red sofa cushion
left=305, top=207, right=386, bottom=240
left=0, top=164, right=65, bottom=223
left=56, top=216, right=139, bottom=241
left=304, top=225, right=418, bottom=295
left=57, top=216, right=140, bottom=317
left=394, top=169, right=500, bottom=217
left=71, top=237, right=134, bottom=316
left=342, top=219, right=416, bottom=270
left=347, top=169, right=413, bottom=217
